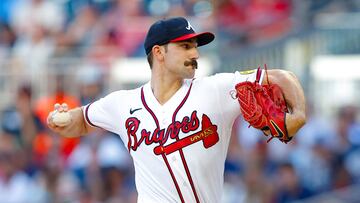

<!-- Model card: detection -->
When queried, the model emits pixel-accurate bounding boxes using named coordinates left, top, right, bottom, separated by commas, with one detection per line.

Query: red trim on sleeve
left=84, top=103, right=100, bottom=128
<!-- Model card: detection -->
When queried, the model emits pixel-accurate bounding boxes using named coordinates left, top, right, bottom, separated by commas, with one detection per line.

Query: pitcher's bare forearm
left=265, top=70, right=306, bottom=137
left=47, top=107, right=96, bottom=137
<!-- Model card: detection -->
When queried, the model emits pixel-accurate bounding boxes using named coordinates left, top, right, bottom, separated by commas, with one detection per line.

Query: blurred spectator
left=275, top=162, right=313, bottom=203
left=217, top=0, right=293, bottom=46
left=331, top=160, right=353, bottom=190
left=11, top=22, right=56, bottom=75
left=85, top=27, right=125, bottom=69
left=222, top=179, right=246, bottom=203
left=241, top=162, right=273, bottom=203
left=245, top=0, right=292, bottom=43
left=101, top=166, right=129, bottom=203
left=56, top=5, right=101, bottom=57
left=9, top=0, right=64, bottom=75
left=145, top=0, right=184, bottom=16
left=39, top=154, right=81, bottom=202
left=144, top=0, right=213, bottom=17
left=62, top=0, right=112, bottom=23
left=217, top=0, right=248, bottom=45
left=343, top=105, right=360, bottom=147
left=289, top=141, right=333, bottom=193
left=1, top=84, right=43, bottom=148
left=68, top=131, right=134, bottom=202
left=284, top=102, right=335, bottom=193
left=99, top=0, right=151, bottom=57
left=295, top=102, right=337, bottom=149
left=97, top=134, right=131, bottom=171
left=331, top=105, right=360, bottom=188
left=99, top=135, right=135, bottom=202
left=67, top=131, right=103, bottom=201
left=10, top=0, right=64, bottom=37
left=0, top=133, right=46, bottom=202
left=308, top=0, right=360, bottom=14
left=333, top=105, right=360, bottom=155
left=0, top=22, right=16, bottom=58
left=185, top=0, right=211, bottom=16
left=76, top=63, right=105, bottom=105
left=344, top=148, right=360, bottom=183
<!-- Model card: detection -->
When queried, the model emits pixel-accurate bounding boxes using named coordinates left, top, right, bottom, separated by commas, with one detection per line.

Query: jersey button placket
left=160, top=107, right=167, bottom=125
left=162, top=118, right=167, bottom=125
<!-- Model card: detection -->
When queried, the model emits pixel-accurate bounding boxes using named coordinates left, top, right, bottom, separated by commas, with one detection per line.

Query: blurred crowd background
left=1, top=0, right=360, bottom=202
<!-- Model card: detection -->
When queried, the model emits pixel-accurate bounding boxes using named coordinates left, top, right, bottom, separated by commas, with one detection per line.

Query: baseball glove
left=235, top=67, right=292, bottom=143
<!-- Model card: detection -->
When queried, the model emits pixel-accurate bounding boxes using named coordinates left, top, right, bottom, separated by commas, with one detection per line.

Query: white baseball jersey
left=84, top=69, right=264, bottom=203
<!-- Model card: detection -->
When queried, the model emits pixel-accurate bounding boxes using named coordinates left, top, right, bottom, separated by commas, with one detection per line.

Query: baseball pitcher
left=47, top=17, right=306, bottom=203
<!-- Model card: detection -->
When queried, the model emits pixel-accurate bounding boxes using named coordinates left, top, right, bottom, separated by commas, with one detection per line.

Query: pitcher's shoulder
left=192, top=73, right=237, bottom=84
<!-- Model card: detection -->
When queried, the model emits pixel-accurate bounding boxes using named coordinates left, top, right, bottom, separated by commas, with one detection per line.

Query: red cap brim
left=170, top=32, right=215, bottom=47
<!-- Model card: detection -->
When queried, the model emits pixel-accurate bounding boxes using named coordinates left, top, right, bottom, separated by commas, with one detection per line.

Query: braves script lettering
left=125, top=111, right=200, bottom=152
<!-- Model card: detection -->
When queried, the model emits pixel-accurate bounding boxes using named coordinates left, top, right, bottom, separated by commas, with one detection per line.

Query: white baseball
left=52, top=111, right=72, bottom=127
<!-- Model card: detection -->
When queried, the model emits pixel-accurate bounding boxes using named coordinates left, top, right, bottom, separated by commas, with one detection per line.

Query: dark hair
left=146, top=44, right=168, bottom=69
left=147, top=52, right=153, bottom=69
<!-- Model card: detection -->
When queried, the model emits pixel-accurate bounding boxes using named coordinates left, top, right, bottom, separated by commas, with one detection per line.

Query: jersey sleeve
left=83, top=91, right=123, bottom=134
left=212, top=68, right=264, bottom=100
left=208, top=69, right=264, bottom=124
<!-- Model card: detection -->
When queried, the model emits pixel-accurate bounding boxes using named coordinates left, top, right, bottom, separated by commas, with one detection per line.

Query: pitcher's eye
left=181, top=44, right=190, bottom=49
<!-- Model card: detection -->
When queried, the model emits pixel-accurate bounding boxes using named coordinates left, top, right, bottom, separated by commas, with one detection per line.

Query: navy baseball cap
left=144, top=17, right=215, bottom=55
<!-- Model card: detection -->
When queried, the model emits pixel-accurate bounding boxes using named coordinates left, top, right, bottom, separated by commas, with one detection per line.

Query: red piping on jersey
left=141, top=87, right=185, bottom=203
left=172, top=80, right=200, bottom=203
left=84, top=103, right=100, bottom=128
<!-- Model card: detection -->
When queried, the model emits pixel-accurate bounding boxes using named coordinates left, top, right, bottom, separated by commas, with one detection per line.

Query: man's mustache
left=184, top=60, right=198, bottom=69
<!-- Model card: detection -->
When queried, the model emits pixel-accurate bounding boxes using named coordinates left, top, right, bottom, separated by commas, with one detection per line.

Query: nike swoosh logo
left=270, top=120, right=284, bottom=138
left=130, top=107, right=142, bottom=115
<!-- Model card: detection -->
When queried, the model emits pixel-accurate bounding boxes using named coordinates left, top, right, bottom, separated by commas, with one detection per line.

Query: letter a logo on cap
left=186, top=21, right=193, bottom=30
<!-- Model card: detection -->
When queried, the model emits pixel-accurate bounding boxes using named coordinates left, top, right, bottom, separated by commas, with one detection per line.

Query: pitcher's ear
left=152, top=45, right=165, bottom=61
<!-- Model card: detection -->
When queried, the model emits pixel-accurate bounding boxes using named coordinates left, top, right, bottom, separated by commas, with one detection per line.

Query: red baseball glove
left=235, top=67, right=292, bottom=143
